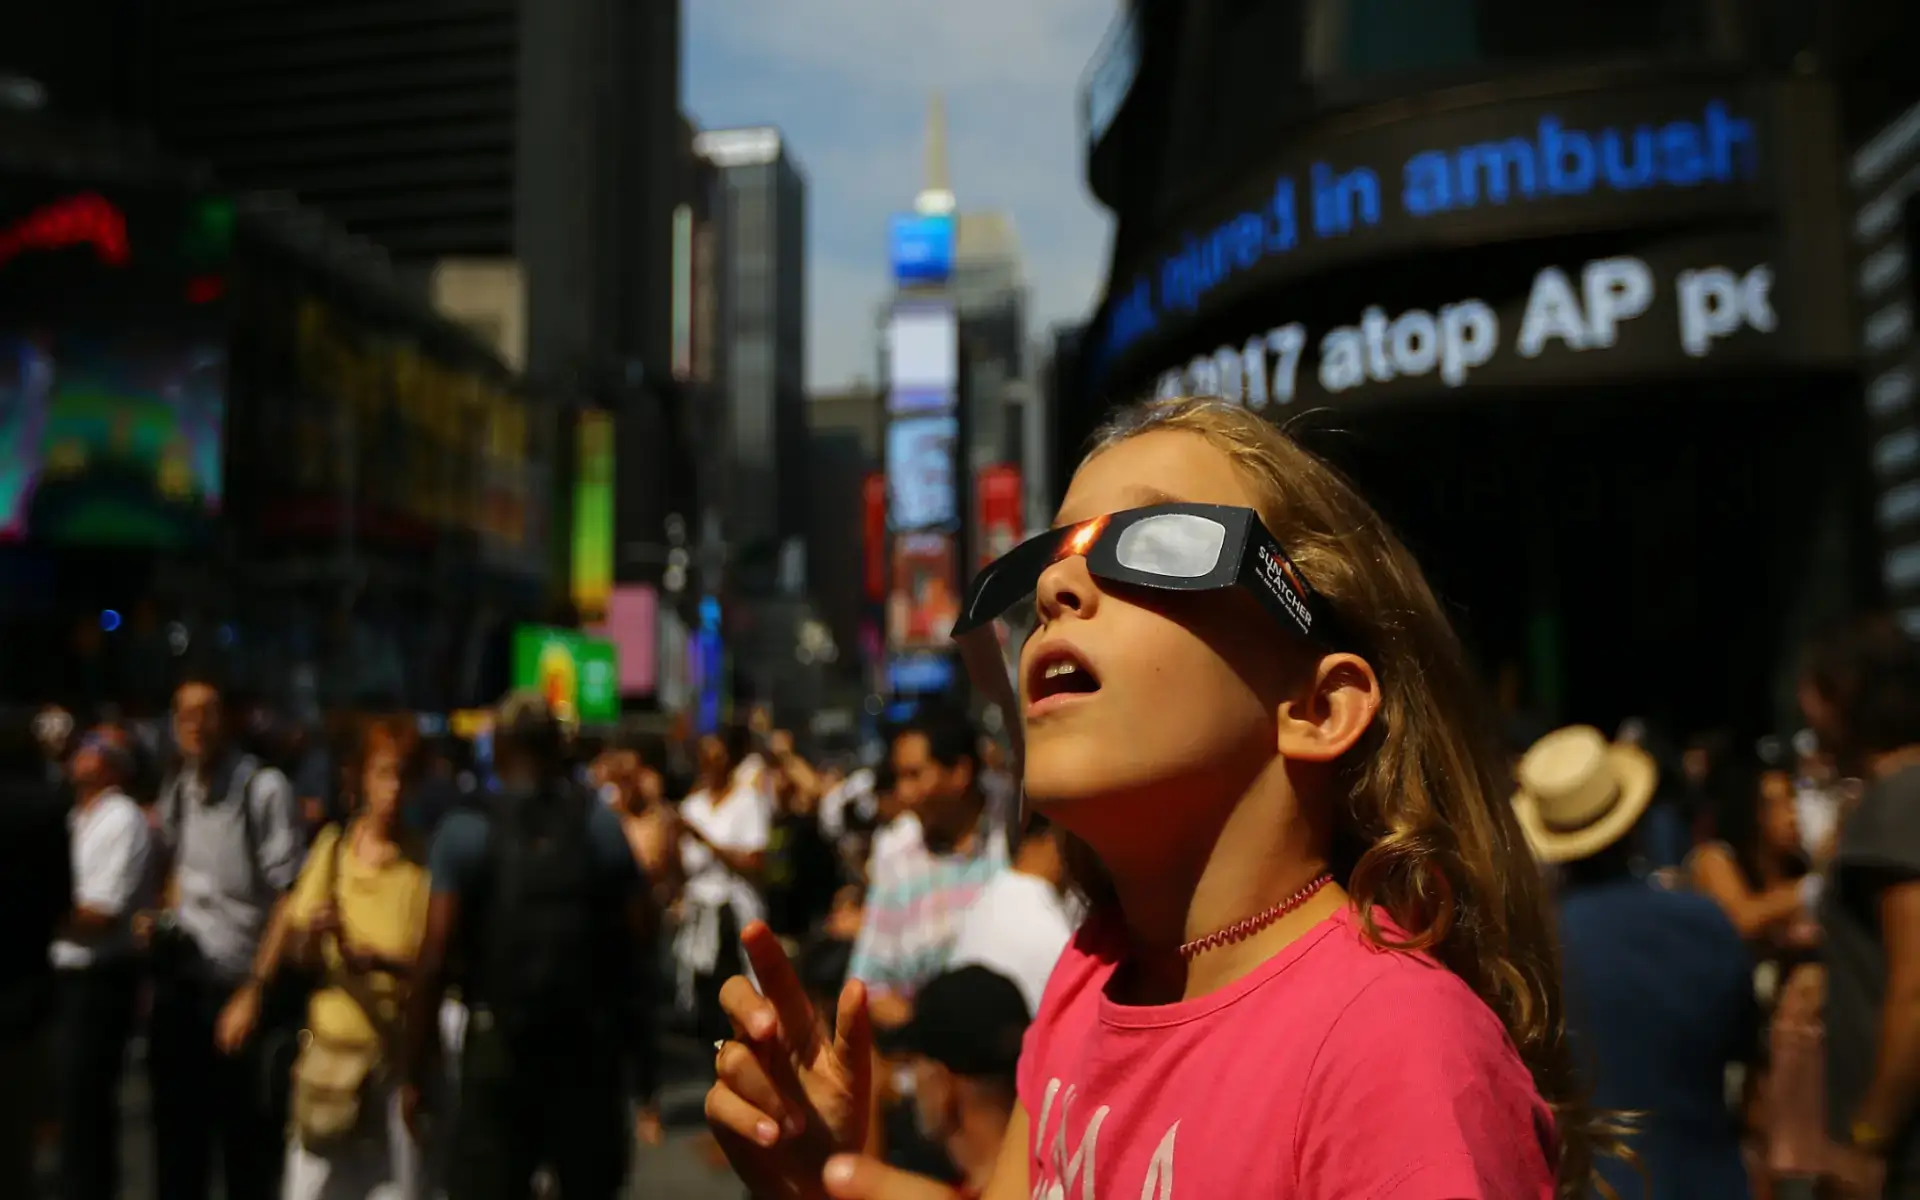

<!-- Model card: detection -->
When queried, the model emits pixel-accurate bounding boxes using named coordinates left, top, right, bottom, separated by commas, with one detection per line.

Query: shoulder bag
left=288, top=824, right=383, bottom=1152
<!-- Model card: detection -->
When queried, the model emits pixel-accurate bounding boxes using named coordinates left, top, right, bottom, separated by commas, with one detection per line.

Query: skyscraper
left=699, top=126, right=810, bottom=596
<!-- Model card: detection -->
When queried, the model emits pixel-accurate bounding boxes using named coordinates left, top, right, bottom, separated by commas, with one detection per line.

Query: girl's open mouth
left=1026, top=642, right=1101, bottom=714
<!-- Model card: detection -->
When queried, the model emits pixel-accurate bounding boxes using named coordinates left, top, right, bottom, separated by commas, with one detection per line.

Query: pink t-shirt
left=1018, top=905, right=1557, bottom=1199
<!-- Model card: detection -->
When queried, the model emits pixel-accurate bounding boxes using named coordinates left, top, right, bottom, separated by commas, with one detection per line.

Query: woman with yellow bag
left=280, top=717, right=432, bottom=1200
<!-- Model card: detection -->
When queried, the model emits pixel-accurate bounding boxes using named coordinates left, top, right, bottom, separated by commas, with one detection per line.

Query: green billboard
left=510, top=624, right=619, bottom=726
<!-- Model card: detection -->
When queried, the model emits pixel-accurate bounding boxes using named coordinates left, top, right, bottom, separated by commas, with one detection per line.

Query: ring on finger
left=713, top=1038, right=728, bottom=1067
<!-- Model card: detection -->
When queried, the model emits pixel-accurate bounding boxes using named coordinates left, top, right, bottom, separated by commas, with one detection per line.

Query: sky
left=685, top=0, right=1119, bottom=392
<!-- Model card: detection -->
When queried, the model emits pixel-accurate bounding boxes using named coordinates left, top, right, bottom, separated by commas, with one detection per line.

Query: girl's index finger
left=739, top=920, right=824, bottom=1057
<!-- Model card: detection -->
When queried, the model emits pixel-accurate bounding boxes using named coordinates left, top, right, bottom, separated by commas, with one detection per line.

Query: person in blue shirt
left=1514, top=724, right=1757, bottom=1200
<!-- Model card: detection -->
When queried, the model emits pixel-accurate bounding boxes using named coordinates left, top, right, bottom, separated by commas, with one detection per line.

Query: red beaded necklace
left=1177, top=872, right=1335, bottom=960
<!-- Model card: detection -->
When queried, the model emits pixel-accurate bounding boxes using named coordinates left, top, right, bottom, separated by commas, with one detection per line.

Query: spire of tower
left=915, top=92, right=956, bottom=216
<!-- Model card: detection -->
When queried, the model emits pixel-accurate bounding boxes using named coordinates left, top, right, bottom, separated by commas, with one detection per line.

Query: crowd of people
left=0, top=656, right=1068, bottom=1200
left=9, top=397, right=1920, bottom=1200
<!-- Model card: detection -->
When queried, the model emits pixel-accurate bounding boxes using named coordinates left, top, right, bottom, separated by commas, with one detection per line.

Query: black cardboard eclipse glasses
left=952, top=502, right=1330, bottom=642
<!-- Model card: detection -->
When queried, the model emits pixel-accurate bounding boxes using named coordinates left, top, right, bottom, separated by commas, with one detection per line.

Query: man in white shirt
left=675, top=726, right=773, bottom=1050
left=51, top=725, right=154, bottom=1200
left=947, top=815, right=1079, bottom=1015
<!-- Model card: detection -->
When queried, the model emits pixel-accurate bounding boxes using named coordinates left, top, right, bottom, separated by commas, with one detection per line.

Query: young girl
left=703, top=397, right=1617, bottom=1199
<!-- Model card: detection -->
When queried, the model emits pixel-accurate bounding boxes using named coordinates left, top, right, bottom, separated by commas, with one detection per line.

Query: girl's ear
left=1275, top=652, right=1381, bottom=762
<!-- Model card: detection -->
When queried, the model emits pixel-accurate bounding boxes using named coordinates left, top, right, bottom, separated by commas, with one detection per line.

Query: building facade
left=1069, top=0, right=1886, bottom=738
left=697, top=126, right=811, bottom=711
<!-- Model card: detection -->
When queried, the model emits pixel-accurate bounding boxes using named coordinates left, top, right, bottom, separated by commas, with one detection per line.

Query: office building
left=1066, top=0, right=1897, bottom=737
left=699, top=126, right=810, bottom=594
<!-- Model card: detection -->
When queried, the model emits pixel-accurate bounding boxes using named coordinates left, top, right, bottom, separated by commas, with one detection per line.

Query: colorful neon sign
left=0, top=193, right=130, bottom=272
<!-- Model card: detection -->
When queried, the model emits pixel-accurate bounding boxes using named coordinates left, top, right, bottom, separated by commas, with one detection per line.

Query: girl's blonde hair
left=1072, top=396, right=1628, bottom=1199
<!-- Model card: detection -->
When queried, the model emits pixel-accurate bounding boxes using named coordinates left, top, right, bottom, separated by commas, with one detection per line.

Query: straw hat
left=1511, top=724, right=1659, bottom=864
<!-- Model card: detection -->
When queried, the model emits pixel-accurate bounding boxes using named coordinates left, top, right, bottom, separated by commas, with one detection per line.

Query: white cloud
left=687, top=0, right=1119, bottom=389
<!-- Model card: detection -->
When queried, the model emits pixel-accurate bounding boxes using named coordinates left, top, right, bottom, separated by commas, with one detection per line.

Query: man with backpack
left=147, top=677, right=306, bottom=1200
left=403, top=690, right=654, bottom=1200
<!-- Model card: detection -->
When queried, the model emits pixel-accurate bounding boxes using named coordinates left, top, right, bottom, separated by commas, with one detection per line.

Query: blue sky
left=685, top=0, right=1118, bottom=391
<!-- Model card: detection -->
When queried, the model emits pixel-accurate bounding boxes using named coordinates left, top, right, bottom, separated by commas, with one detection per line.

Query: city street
left=74, top=1025, right=744, bottom=1200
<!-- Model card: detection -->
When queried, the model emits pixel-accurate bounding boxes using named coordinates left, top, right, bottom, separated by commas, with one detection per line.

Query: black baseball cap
left=898, top=965, right=1031, bottom=1084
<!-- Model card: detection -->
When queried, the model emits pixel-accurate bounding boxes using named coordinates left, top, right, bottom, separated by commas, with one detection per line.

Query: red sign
left=976, top=464, right=1023, bottom=568
left=0, top=193, right=130, bottom=272
left=863, top=471, right=888, bottom=602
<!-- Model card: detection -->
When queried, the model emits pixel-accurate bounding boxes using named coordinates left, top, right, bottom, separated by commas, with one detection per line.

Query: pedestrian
left=279, top=716, right=433, bottom=1199
left=848, top=707, right=1009, bottom=1032
left=675, top=726, right=771, bottom=1049
left=1520, top=723, right=1757, bottom=1198
left=704, top=395, right=1610, bottom=1198
left=402, top=691, right=653, bottom=1200
left=1801, top=614, right=1920, bottom=1198
left=147, top=677, right=306, bottom=1200
left=51, top=725, right=155, bottom=1200
left=0, top=737, right=73, bottom=1198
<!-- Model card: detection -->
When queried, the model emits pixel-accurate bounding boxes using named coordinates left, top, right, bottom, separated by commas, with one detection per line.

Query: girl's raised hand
left=705, top=921, right=875, bottom=1199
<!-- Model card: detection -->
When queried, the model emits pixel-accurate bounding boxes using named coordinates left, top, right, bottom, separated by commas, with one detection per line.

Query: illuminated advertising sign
left=0, top=179, right=233, bottom=322
left=886, top=415, right=959, bottom=531
left=603, top=584, right=658, bottom=697
left=887, top=303, right=959, bottom=414
left=887, top=531, right=960, bottom=651
left=1088, top=86, right=1779, bottom=392
left=1148, top=233, right=1839, bottom=412
left=890, top=212, right=955, bottom=286
left=510, top=624, right=619, bottom=726
left=975, top=464, right=1023, bottom=569
left=0, top=330, right=226, bottom=547
left=571, top=410, right=615, bottom=624
left=888, top=651, right=957, bottom=696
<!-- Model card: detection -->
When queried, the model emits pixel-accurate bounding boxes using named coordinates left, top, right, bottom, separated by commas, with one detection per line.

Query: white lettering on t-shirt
left=1031, top=1077, right=1177, bottom=1200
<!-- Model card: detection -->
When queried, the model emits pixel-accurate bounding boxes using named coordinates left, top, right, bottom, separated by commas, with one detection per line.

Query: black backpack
left=476, top=783, right=610, bottom=1043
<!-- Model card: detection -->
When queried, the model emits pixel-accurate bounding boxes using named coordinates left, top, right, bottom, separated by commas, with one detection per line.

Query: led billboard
left=889, top=212, right=955, bottom=286
left=509, top=624, right=619, bottom=726
left=886, top=303, right=959, bottom=414
left=887, top=531, right=960, bottom=650
left=886, top=415, right=959, bottom=531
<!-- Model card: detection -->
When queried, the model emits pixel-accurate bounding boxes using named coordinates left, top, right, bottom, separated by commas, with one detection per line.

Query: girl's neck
left=1103, top=762, right=1341, bottom=1005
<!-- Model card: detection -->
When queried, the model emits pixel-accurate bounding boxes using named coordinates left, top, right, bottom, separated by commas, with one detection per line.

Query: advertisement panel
left=889, top=212, right=955, bottom=286
left=862, top=471, right=888, bottom=602
left=602, top=584, right=658, bottom=696
left=1088, top=85, right=1788, bottom=391
left=1148, top=232, right=1823, bottom=413
left=886, top=303, right=959, bottom=414
left=886, top=415, right=959, bottom=531
left=975, top=464, right=1023, bottom=570
left=888, top=651, right=956, bottom=696
left=572, top=410, right=615, bottom=624
left=887, top=531, right=960, bottom=650
left=0, top=180, right=234, bottom=323
left=0, top=330, right=225, bottom=547
left=509, top=624, right=619, bottom=725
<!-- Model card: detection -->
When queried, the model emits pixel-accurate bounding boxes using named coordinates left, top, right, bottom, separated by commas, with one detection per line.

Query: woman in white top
left=674, top=726, right=772, bottom=1053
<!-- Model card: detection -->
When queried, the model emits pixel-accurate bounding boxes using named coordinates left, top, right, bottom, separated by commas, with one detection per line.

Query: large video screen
left=886, top=414, right=958, bottom=531
left=887, top=304, right=958, bottom=414
left=0, top=329, right=226, bottom=547
left=509, top=624, right=619, bottom=726
left=888, top=532, right=960, bottom=650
